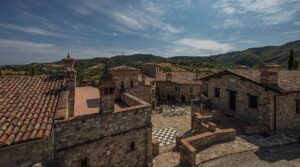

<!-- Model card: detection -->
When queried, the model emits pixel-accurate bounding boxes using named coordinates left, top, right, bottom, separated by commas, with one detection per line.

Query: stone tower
left=99, top=70, right=116, bottom=113
left=62, top=53, right=76, bottom=117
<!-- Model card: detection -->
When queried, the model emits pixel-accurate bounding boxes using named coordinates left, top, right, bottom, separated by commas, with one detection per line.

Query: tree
left=288, top=49, right=294, bottom=70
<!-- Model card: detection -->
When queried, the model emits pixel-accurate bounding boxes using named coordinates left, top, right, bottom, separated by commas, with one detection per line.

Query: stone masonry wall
left=54, top=104, right=152, bottom=167
left=126, top=83, right=155, bottom=104
left=0, top=138, right=54, bottom=167
left=276, top=92, right=300, bottom=129
left=206, top=74, right=277, bottom=131
left=156, top=82, right=201, bottom=103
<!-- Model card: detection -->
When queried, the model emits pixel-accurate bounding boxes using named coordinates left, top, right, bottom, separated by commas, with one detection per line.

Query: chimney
left=166, top=73, right=172, bottom=82
left=99, top=70, right=116, bottom=113
left=259, top=64, right=281, bottom=89
left=62, top=53, right=76, bottom=117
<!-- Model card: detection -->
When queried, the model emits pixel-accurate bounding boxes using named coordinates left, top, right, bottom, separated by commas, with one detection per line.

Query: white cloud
left=0, top=39, right=55, bottom=48
left=223, top=18, right=243, bottom=28
left=175, top=38, right=233, bottom=52
left=214, top=0, right=300, bottom=25
left=0, top=23, right=68, bottom=37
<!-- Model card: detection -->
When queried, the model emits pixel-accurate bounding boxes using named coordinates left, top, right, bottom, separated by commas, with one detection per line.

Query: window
left=80, top=157, right=89, bottom=167
left=248, top=95, right=258, bottom=109
left=109, top=88, right=114, bottom=94
left=128, top=141, right=136, bottom=152
left=214, top=88, right=220, bottom=98
left=130, top=80, right=134, bottom=88
left=121, top=81, right=124, bottom=89
left=296, top=100, right=300, bottom=114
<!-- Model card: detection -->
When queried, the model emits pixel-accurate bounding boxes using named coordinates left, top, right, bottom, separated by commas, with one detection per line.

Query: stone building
left=155, top=72, right=203, bottom=103
left=141, top=63, right=159, bottom=78
left=201, top=65, right=300, bottom=132
left=109, top=65, right=156, bottom=108
left=0, top=56, right=153, bottom=167
left=109, top=65, right=140, bottom=97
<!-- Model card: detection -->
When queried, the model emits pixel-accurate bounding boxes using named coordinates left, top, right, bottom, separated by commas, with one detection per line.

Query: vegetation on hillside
left=1, top=40, right=299, bottom=81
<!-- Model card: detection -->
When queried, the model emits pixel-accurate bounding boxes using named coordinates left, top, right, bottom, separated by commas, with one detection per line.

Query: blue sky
left=0, top=0, right=300, bottom=65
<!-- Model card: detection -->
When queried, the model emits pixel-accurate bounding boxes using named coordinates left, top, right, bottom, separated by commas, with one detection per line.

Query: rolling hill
left=1, top=39, right=299, bottom=81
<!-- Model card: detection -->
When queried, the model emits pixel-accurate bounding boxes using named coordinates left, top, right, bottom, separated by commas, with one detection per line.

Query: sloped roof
left=156, top=72, right=204, bottom=85
left=109, top=65, right=139, bottom=71
left=201, top=69, right=300, bottom=93
left=0, top=76, right=63, bottom=147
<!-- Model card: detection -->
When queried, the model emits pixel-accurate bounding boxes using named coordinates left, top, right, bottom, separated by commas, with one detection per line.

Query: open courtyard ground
left=152, top=105, right=300, bottom=167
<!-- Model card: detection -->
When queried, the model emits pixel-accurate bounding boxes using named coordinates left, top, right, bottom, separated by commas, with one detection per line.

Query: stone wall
left=206, top=74, right=277, bottom=131
left=179, top=129, right=236, bottom=167
left=0, top=138, right=54, bottom=167
left=54, top=102, right=152, bottom=167
left=125, top=83, right=155, bottom=105
left=276, top=92, right=300, bottom=129
left=142, top=65, right=159, bottom=78
left=156, top=82, right=201, bottom=103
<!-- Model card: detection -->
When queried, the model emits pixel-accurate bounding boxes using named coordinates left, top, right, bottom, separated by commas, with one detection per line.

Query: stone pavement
left=152, top=107, right=191, bottom=167
left=196, top=133, right=299, bottom=165
left=199, top=143, right=300, bottom=167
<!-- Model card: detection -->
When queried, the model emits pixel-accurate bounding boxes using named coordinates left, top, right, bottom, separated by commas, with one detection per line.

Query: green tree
left=288, top=49, right=295, bottom=70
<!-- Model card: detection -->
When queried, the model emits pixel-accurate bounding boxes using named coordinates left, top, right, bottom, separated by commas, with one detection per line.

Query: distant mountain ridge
left=209, top=40, right=300, bottom=67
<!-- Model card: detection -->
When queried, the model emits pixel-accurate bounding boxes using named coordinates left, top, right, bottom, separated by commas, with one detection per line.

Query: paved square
left=153, top=128, right=176, bottom=147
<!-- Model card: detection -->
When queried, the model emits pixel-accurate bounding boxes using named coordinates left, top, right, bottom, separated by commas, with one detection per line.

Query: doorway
left=229, top=91, right=236, bottom=111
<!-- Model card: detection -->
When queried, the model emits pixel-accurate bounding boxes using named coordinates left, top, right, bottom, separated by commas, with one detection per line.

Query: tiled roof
left=228, top=69, right=261, bottom=83
left=0, top=76, right=63, bottom=147
left=109, top=65, right=139, bottom=71
left=205, top=69, right=300, bottom=93
left=277, top=70, right=300, bottom=92
left=156, top=72, right=204, bottom=85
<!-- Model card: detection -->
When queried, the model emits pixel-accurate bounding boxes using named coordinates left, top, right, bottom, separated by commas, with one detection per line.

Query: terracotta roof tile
left=0, top=76, right=63, bottom=147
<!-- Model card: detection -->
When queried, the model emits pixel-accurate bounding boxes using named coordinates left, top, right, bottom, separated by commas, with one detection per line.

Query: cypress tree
left=288, top=49, right=294, bottom=70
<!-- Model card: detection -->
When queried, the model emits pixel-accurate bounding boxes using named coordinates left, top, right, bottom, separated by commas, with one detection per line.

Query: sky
left=0, top=0, right=300, bottom=65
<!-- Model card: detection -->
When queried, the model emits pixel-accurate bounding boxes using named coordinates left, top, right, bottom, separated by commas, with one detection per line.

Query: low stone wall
left=120, top=92, right=142, bottom=106
left=152, top=138, right=160, bottom=156
left=0, top=138, right=54, bottom=167
left=180, top=128, right=236, bottom=167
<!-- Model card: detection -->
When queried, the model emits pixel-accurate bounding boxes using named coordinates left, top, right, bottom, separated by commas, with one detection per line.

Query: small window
left=248, top=95, right=258, bottom=109
left=109, top=88, right=114, bottom=94
left=121, top=81, right=124, bottom=89
left=128, top=141, right=136, bottom=152
left=296, top=100, right=300, bottom=114
left=81, top=157, right=89, bottom=167
left=130, top=80, right=134, bottom=88
left=214, top=88, right=220, bottom=98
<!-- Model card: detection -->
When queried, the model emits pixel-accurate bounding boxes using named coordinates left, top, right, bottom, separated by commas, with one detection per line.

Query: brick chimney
left=259, top=64, right=281, bottom=89
left=62, top=53, right=76, bottom=117
left=99, top=70, right=116, bottom=113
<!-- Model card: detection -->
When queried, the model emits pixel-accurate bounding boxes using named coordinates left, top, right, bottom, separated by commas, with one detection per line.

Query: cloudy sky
left=0, top=0, right=300, bottom=65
